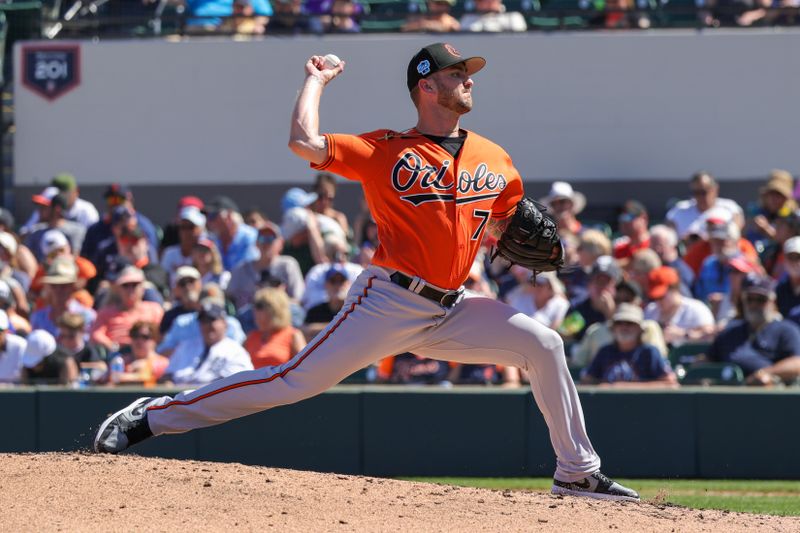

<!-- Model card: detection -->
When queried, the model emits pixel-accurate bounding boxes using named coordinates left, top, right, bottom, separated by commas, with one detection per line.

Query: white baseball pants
left=146, top=265, right=601, bottom=482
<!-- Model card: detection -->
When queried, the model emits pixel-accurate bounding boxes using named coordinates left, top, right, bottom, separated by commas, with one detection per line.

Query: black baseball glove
left=493, top=197, right=565, bottom=272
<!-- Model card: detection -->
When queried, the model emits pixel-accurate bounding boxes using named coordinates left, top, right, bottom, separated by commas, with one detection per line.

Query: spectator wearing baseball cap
left=160, top=196, right=206, bottom=254
left=50, top=173, right=100, bottom=229
left=776, top=236, right=800, bottom=318
left=56, top=312, right=106, bottom=374
left=21, top=329, right=78, bottom=385
left=643, top=266, right=715, bottom=346
left=160, top=266, right=203, bottom=335
left=561, top=256, right=622, bottom=341
left=694, top=221, right=757, bottom=306
left=28, top=229, right=97, bottom=310
left=157, top=284, right=245, bottom=356
left=20, top=186, right=58, bottom=235
left=82, top=183, right=160, bottom=266
left=115, top=226, right=170, bottom=302
left=0, top=231, right=34, bottom=315
left=613, top=200, right=651, bottom=263
left=91, top=266, right=164, bottom=352
left=227, top=222, right=305, bottom=309
left=300, top=235, right=362, bottom=311
left=162, top=206, right=207, bottom=284
left=540, top=181, right=586, bottom=238
left=580, top=303, right=677, bottom=387
left=0, top=309, right=27, bottom=384
left=192, top=237, right=231, bottom=291
left=30, top=257, right=96, bottom=338
left=681, top=207, right=759, bottom=277
left=24, top=192, right=86, bottom=263
left=160, top=298, right=253, bottom=386
left=303, top=264, right=352, bottom=340
left=708, top=274, right=800, bottom=386
left=281, top=202, right=343, bottom=276
left=204, top=195, right=259, bottom=272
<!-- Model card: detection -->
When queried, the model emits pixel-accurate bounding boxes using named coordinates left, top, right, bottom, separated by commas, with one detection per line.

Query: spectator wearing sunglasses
left=708, top=275, right=800, bottom=386
left=227, top=222, right=305, bottom=309
left=90, top=266, right=164, bottom=353
left=56, top=312, right=106, bottom=380
left=81, top=184, right=159, bottom=265
left=160, top=205, right=207, bottom=285
left=303, top=264, right=351, bottom=340
left=666, top=171, right=744, bottom=242
left=244, top=288, right=306, bottom=369
left=160, top=266, right=203, bottom=334
left=113, top=322, right=169, bottom=387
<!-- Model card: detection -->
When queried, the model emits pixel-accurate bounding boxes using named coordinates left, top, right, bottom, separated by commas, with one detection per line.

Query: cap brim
left=648, top=285, right=669, bottom=300
left=42, top=275, right=76, bottom=285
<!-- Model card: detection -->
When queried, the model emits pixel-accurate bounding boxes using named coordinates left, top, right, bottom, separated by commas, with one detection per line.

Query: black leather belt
left=389, top=271, right=463, bottom=308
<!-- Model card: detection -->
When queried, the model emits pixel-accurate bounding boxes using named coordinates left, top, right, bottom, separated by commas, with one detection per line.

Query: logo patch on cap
left=443, top=44, right=461, bottom=57
left=417, top=60, right=431, bottom=76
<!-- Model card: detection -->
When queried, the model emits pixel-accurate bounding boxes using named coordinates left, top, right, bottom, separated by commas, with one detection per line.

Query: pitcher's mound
left=1, top=453, right=797, bottom=532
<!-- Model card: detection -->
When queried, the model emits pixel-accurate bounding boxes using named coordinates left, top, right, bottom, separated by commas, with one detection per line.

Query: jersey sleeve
left=310, top=133, right=381, bottom=182
left=491, top=157, right=523, bottom=219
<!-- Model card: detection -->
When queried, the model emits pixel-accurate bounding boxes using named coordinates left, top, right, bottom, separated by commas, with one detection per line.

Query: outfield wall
left=2, top=386, right=798, bottom=479
left=14, top=30, right=800, bottom=188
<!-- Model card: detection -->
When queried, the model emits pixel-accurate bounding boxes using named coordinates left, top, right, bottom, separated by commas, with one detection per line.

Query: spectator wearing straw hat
left=539, top=181, right=586, bottom=238
left=580, top=304, right=677, bottom=387
left=746, top=169, right=796, bottom=244
left=30, top=257, right=96, bottom=337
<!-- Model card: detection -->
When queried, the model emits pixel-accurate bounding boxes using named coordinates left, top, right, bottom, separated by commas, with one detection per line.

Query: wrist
left=306, top=75, right=326, bottom=88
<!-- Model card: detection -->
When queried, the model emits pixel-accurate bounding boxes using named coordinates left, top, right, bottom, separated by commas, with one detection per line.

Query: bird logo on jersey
left=391, top=151, right=507, bottom=206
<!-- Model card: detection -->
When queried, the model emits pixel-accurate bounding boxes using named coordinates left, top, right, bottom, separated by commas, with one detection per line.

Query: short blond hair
left=253, top=287, right=292, bottom=329
left=578, top=229, right=612, bottom=257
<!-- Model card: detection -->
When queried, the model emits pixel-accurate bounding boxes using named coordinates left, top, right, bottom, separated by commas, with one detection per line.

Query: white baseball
left=323, top=54, right=341, bottom=69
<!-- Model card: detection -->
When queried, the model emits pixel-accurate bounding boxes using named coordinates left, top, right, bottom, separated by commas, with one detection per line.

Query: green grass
left=402, top=478, right=800, bottom=516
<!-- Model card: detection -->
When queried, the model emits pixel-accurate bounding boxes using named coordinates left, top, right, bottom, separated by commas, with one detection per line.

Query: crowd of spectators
left=47, top=0, right=800, bottom=38
left=1, top=168, right=800, bottom=390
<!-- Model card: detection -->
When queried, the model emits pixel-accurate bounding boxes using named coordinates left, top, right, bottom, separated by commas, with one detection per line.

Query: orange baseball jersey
left=312, top=128, right=523, bottom=289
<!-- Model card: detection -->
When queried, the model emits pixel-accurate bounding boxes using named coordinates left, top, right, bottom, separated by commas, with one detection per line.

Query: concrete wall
left=13, top=30, right=800, bottom=189
left=3, top=386, right=799, bottom=479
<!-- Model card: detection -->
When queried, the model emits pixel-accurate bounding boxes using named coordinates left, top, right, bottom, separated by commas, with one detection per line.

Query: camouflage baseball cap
left=407, top=43, right=485, bottom=92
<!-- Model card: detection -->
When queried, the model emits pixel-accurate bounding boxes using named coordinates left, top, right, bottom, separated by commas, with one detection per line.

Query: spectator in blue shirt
left=187, top=0, right=273, bottom=30
left=708, top=274, right=800, bottom=386
left=157, top=296, right=245, bottom=356
left=693, top=220, right=740, bottom=303
left=581, top=303, right=677, bottom=387
left=204, top=196, right=259, bottom=272
left=82, top=184, right=159, bottom=264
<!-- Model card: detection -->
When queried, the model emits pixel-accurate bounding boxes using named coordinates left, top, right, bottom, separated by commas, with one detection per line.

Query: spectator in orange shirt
left=401, top=0, right=461, bottom=32
left=244, top=287, right=305, bottom=369
left=682, top=209, right=758, bottom=275
left=613, top=200, right=651, bottom=264
left=91, top=266, right=164, bottom=352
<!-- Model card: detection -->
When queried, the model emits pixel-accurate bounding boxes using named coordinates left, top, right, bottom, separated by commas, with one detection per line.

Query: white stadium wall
left=13, top=30, right=800, bottom=188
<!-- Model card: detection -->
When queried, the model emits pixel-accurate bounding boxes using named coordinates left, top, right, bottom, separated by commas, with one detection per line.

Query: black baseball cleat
left=93, top=397, right=155, bottom=454
left=551, top=471, right=640, bottom=502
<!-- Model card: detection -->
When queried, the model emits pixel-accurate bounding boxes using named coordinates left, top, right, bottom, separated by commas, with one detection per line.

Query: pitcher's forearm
left=289, top=77, right=327, bottom=164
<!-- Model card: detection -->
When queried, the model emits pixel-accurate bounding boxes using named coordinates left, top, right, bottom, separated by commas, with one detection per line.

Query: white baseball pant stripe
left=146, top=265, right=601, bottom=482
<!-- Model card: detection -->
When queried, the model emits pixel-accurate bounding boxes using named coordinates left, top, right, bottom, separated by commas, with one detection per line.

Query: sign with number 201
left=22, top=45, right=81, bottom=102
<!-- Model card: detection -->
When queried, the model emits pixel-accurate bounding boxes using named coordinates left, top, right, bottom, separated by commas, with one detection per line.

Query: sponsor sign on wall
left=21, top=44, right=81, bottom=101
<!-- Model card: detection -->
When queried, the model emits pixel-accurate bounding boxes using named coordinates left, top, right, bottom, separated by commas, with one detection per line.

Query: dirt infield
left=1, top=453, right=798, bottom=532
